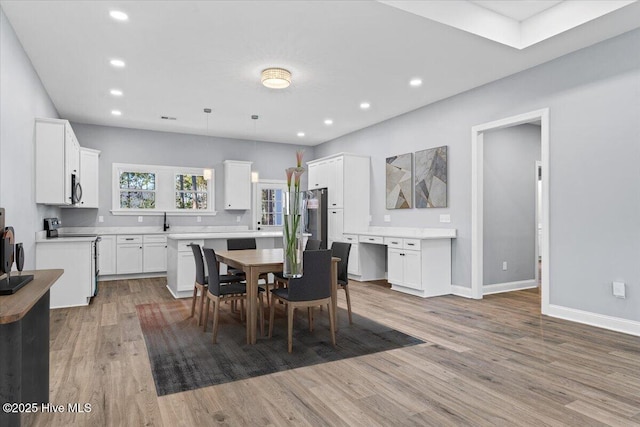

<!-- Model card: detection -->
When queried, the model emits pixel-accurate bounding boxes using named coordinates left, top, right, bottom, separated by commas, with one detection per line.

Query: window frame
left=112, top=163, right=215, bottom=215
left=253, top=180, right=287, bottom=229
left=174, top=172, right=210, bottom=211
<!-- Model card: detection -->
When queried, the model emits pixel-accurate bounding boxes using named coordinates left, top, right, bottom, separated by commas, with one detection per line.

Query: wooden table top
left=215, top=248, right=285, bottom=268
left=0, top=269, right=63, bottom=324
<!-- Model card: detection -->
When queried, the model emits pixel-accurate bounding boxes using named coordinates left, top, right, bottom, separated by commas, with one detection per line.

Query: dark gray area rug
left=137, top=299, right=423, bottom=396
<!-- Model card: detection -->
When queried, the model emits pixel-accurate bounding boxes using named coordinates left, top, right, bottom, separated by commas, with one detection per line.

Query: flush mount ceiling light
left=409, top=78, right=423, bottom=87
left=360, top=102, right=371, bottom=110
left=110, top=59, right=125, bottom=68
left=110, top=89, right=123, bottom=96
left=261, top=68, right=291, bottom=89
left=111, top=110, right=122, bottom=116
left=109, top=10, right=128, bottom=21
left=324, top=119, right=333, bottom=126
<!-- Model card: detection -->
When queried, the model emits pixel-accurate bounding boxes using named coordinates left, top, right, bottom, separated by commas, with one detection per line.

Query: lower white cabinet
left=342, top=234, right=360, bottom=276
left=167, top=238, right=204, bottom=297
left=98, top=235, right=117, bottom=276
left=143, top=235, right=167, bottom=273
left=116, top=235, right=143, bottom=274
left=387, top=248, right=421, bottom=290
left=328, top=208, right=344, bottom=243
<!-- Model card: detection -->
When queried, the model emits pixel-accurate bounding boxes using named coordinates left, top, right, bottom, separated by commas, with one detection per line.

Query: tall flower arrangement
left=283, top=150, right=306, bottom=277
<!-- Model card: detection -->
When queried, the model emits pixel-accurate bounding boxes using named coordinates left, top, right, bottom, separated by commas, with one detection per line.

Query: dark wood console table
left=0, top=269, right=63, bottom=427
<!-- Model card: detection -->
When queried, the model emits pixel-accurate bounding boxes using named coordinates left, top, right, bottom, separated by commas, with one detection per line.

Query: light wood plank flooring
left=24, top=278, right=640, bottom=426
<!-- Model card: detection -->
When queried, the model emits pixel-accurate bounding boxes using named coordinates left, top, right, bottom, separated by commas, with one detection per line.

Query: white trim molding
left=451, top=285, right=474, bottom=299
left=483, top=280, right=538, bottom=295
left=546, top=304, right=640, bottom=337
left=471, top=108, right=550, bottom=311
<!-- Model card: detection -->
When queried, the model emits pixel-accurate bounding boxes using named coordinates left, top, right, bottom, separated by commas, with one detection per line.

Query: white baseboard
left=166, top=285, right=192, bottom=299
left=545, top=304, right=640, bottom=337
left=450, top=285, right=475, bottom=298
left=99, top=272, right=166, bottom=281
left=483, top=279, right=537, bottom=295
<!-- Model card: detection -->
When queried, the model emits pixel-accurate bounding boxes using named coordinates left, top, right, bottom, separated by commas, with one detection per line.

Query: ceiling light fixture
left=409, top=78, right=423, bottom=87
left=297, top=132, right=305, bottom=137
left=360, top=102, right=371, bottom=110
left=261, top=68, right=291, bottom=89
left=109, top=10, right=128, bottom=21
left=110, top=59, right=125, bottom=68
left=110, top=89, right=123, bottom=96
left=324, top=119, right=333, bottom=125
left=111, top=110, right=122, bottom=116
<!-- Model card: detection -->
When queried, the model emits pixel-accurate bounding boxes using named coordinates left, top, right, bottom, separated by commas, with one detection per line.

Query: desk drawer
left=384, top=237, right=403, bottom=248
left=342, top=234, right=358, bottom=244
left=403, top=238, right=421, bottom=250
left=117, top=235, right=142, bottom=244
left=177, top=239, right=204, bottom=252
left=359, top=235, right=383, bottom=244
left=144, top=235, right=167, bottom=244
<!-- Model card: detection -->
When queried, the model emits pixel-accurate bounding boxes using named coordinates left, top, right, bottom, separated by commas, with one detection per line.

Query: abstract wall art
left=415, top=145, right=447, bottom=208
left=386, top=153, right=413, bottom=209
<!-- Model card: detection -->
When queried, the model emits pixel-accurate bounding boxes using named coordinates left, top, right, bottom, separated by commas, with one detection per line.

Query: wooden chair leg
left=287, top=304, right=295, bottom=353
left=268, top=295, right=276, bottom=338
left=344, top=285, right=353, bottom=325
left=308, top=307, right=314, bottom=332
left=190, top=284, right=197, bottom=317
left=203, top=295, right=211, bottom=332
left=198, top=287, right=206, bottom=326
left=327, top=302, right=336, bottom=347
left=212, top=298, right=220, bottom=344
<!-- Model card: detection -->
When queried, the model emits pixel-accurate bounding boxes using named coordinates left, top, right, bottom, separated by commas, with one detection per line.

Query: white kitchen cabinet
left=98, top=235, right=117, bottom=276
left=343, top=234, right=360, bottom=276
left=224, top=160, right=252, bottom=210
left=116, top=235, right=143, bottom=274
left=36, top=240, right=93, bottom=308
left=35, top=118, right=81, bottom=205
left=307, top=153, right=370, bottom=235
left=385, top=237, right=452, bottom=297
left=328, top=208, right=344, bottom=246
left=143, top=235, right=168, bottom=273
left=167, top=238, right=204, bottom=297
left=78, top=147, right=100, bottom=208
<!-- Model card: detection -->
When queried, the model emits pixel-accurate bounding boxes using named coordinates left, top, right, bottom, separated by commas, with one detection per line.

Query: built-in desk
left=0, top=269, right=63, bottom=427
left=343, top=228, right=456, bottom=298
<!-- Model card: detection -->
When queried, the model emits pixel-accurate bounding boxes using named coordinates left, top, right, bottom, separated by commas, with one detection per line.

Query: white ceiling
left=2, top=1, right=639, bottom=146
left=472, top=0, right=563, bottom=21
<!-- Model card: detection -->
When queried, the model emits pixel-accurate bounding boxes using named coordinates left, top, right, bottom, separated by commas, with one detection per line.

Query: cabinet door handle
left=391, top=241, right=399, bottom=244
left=407, top=243, right=415, bottom=246
left=139, top=246, right=143, bottom=249
left=125, top=238, right=134, bottom=241
left=369, top=238, right=374, bottom=241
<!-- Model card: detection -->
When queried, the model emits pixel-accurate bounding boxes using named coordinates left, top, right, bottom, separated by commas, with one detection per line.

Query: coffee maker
left=0, top=208, right=33, bottom=295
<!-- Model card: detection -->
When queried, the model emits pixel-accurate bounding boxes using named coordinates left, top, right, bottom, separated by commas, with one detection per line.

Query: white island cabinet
left=165, top=231, right=283, bottom=299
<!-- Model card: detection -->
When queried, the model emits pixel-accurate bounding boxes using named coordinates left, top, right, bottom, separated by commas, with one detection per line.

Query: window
left=119, top=171, right=156, bottom=209
left=254, top=180, right=287, bottom=228
left=175, top=173, right=208, bottom=210
left=112, top=163, right=214, bottom=215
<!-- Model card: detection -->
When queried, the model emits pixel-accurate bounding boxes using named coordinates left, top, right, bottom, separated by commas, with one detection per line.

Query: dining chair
left=268, top=249, right=336, bottom=353
left=226, top=237, right=271, bottom=302
left=273, top=238, right=322, bottom=290
left=202, top=248, right=265, bottom=343
left=331, top=241, right=353, bottom=324
left=188, top=244, right=243, bottom=326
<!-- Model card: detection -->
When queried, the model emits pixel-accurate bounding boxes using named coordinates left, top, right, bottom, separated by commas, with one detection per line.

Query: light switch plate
left=384, top=215, right=391, bottom=222
left=137, top=216, right=143, bottom=223
left=440, top=214, right=451, bottom=223
left=196, top=216, right=202, bottom=223
left=98, top=216, right=104, bottom=223
left=612, top=281, right=626, bottom=298
left=236, top=216, right=241, bottom=223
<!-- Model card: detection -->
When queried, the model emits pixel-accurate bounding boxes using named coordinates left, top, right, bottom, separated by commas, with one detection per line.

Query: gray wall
left=0, top=7, right=60, bottom=270
left=483, top=124, right=541, bottom=286
left=316, top=29, right=640, bottom=322
left=61, top=123, right=313, bottom=229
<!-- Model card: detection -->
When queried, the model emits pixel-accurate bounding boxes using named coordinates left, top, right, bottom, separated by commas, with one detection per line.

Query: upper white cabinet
left=35, top=118, right=81, bottom=205
left=308, top=153, right=370, bottom=235
left=224, top=160, right=252, bottom=210
left=78, top=148, right=100, bottom=208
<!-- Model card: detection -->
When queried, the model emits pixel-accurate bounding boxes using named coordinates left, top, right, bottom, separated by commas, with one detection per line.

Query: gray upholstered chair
left=268, top=249, right=336, bottom=353
left=202, top=248, right=264, bottom=343
left=188, top=243, right=243, bottom=326
left=273, top=239, right=322, bottom=289
left=331, top=241, right=353, bottom=324
left=226, top=237, right=271, bottom=302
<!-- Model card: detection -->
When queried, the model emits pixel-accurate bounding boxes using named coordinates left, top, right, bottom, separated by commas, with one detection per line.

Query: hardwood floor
left=25, top=278, right=640, bottom=426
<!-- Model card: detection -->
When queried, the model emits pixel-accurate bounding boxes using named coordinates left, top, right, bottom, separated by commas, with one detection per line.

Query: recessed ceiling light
left=110, top=89, right=123, bottom=96
left=111, top=110, right=122, bottom=116
left=110, top=59, right=125, bottom=68
left=324, top=119, right=333, bottom=125
left=297, top=132, right=305, bottom=137
left=409, top=78, right=423, bottom=87
left=109, top=10, right=128, bottom=21
left=360, top=102, right=371, bottom=110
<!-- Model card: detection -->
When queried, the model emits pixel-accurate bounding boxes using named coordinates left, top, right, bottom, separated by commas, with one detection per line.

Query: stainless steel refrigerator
left=305, top=188, right=328, bottom=249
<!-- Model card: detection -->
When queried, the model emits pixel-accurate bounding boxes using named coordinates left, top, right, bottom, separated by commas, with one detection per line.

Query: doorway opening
left=471, top=108, right=550, bottom=315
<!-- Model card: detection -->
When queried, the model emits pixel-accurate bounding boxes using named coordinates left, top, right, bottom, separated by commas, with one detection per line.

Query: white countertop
left=354, top=227, right=456, bottom=239
left=167, top=231, right=283, bottom=240
left=35, top=234, right=97, bottom=243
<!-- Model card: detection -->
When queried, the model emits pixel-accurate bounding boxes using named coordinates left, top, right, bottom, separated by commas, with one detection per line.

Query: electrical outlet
left=384, top=215, right=391, bottom=222
left=440, top=214, right=451, bottom=223
left=502, top=261, right=508, bottom=271
left=612, top=281, right=626, bottom=299
left=98, top=216, right=104, bottom=223
left=196, top=216, right=202, bottom=223
left=138, top=216, right=143, bottom=223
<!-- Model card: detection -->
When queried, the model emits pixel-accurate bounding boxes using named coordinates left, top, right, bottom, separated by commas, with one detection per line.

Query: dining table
left=215, top=248, right=340, bottom=344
